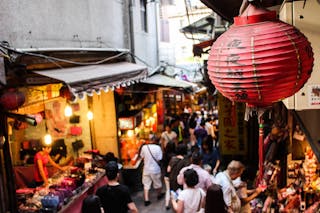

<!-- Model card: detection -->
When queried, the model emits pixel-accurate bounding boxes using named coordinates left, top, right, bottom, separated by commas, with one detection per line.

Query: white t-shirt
left=161, top=131, right=177, bottom=147
left=177, top=188, right=205, bottom=213
left=140, top=144, right=163, bottom=175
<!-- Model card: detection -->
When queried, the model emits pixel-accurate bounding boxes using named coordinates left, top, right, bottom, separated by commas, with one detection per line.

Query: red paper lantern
left=207, top=5, right=314, bottom=107
left=0, top=88, right=25, bottom=110
left=59, top=85, right=76, bottom=102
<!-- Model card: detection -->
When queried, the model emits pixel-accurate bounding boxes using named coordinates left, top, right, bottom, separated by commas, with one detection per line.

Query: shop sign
left=218, top=93, right=247, bottom=155
left=119, top=117, right=135, bottom=130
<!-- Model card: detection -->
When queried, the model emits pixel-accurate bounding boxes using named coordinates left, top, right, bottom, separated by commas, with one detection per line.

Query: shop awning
left=32, top=61, right=148, bottom=95
left=141, top=74, right=197, bottom=89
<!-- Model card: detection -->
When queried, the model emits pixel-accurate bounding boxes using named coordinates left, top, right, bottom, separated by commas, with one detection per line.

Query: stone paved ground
left=131, top=188, right=174, bottom=213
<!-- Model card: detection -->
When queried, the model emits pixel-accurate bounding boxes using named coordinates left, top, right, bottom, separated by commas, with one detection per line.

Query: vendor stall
left=16, top=167, right=107, bottom=213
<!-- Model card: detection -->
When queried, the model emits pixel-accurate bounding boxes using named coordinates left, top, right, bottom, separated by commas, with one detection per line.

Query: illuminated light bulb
left=64, top=105, right=73, bottom=117
left=111, top=86, right=115, bottom=91
left=127, top=130, right=134, bottom=137
left=87, top=110, right=93, bottom=120
left=44, top=133, right=52, bottom=145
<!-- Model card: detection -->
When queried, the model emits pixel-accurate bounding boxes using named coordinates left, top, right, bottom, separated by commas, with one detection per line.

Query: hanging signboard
left=218, top=93, right=247, bottom=155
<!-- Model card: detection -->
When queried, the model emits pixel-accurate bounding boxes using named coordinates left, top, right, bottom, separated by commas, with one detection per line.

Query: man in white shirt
left=140, top=136, right=164, bottom=206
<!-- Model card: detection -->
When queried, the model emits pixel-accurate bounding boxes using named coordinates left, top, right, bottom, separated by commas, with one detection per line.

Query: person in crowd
left=233, top=175, right=263, bottom=213
left=188, top=113, right=198, bottom=147
left=205, top=117, right=215, bottom=138
left=213, top=160, right=243, bottom=213
left=177, top=151, right=212, bottom=192
left=205, top=184, right=228, bottom=213
left=82, top=194, right=104, bottom=213
left=201, top=135, right=221, bottom=176
left=171, top=116, right=184, bottom=144
left=96, top=161, right=138, bottom=213
left=140, top=136, right=165, bottom=206
left=33, top=143, right=68, bottom=187
left=163, top=141, right=176, bottom=210
left=194, top=120, right=208, bottom=148
left=171, top=168, right=205, bottom=213
left=167, top=143, right=190, bottom=210
left=161, top=124, right=178, bottom=151
left=212, top=116, right=219, bottom=145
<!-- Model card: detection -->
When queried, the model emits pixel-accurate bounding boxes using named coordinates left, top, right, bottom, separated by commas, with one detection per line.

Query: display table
left=122, top=159, right=143, bottom=192
left=16, top=168, right=108, bottom=213
left=59, top=171, right=108, bottom=213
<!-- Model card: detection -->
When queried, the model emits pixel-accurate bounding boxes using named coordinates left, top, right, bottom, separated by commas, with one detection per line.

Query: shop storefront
left=0, top=50, right=148, bottom=212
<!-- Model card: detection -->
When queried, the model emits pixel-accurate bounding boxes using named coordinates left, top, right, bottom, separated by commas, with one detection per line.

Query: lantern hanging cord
left=239, top=0, right=263, bottom=16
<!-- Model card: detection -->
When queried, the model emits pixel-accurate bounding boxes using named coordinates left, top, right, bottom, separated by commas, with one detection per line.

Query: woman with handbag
left=171, top=168, right=205, bottom=213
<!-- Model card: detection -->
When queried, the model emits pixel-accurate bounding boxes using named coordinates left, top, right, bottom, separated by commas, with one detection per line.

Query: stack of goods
left=303, top=147, right=319, bottom=192
left=17, top=166, right=96, bottom=213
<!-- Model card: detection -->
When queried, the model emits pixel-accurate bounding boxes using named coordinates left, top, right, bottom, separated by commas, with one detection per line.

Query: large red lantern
left=207, top=5, right=314, bottom=107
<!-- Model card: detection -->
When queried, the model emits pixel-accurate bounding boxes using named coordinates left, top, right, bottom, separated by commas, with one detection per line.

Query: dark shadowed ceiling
left=200, top=0, right=284, bottom=22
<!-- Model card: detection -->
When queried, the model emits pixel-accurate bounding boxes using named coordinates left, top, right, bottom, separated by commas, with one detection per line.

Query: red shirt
left=34, top=152, right=49, bottom=182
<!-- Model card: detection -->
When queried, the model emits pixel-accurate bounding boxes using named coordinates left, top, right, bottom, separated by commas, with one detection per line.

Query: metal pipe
left=15, top=47, right=129, bottom=53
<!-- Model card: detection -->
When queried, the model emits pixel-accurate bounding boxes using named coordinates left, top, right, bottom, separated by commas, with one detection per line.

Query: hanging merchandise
left=70, top=126, right=83, bottom=136
left=207, top=3, right=314, bottom=108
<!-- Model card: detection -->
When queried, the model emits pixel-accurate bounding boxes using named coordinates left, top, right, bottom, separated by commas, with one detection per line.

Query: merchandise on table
left=17, top=167, right=105, bottom=213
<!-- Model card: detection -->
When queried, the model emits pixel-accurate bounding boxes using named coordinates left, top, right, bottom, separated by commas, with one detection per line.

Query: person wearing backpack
left=166, top=143, right=190, bottom=210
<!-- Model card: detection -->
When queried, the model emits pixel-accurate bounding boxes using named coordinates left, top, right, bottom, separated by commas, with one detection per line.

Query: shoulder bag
left=146, top=144, right=161, bottom=167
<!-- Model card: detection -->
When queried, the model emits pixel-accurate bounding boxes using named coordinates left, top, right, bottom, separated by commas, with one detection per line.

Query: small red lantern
left=59, top=84, right=76, bottom=102
left=207, top=4, right=314, bottom=107
left=0, top=88, right=25, bottom=110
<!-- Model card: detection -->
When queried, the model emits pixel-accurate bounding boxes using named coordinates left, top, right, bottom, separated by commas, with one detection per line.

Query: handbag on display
left=69, top=115, right=80, bottom=124
left=72, top=139, right=84, bottom=151
left=70, top=126, right=82, bottom=136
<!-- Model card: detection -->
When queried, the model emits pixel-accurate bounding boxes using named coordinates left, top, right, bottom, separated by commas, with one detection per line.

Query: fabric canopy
left=141, top=74, right=197, bottom=89
left=33, top=61, right=148, bottom=95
